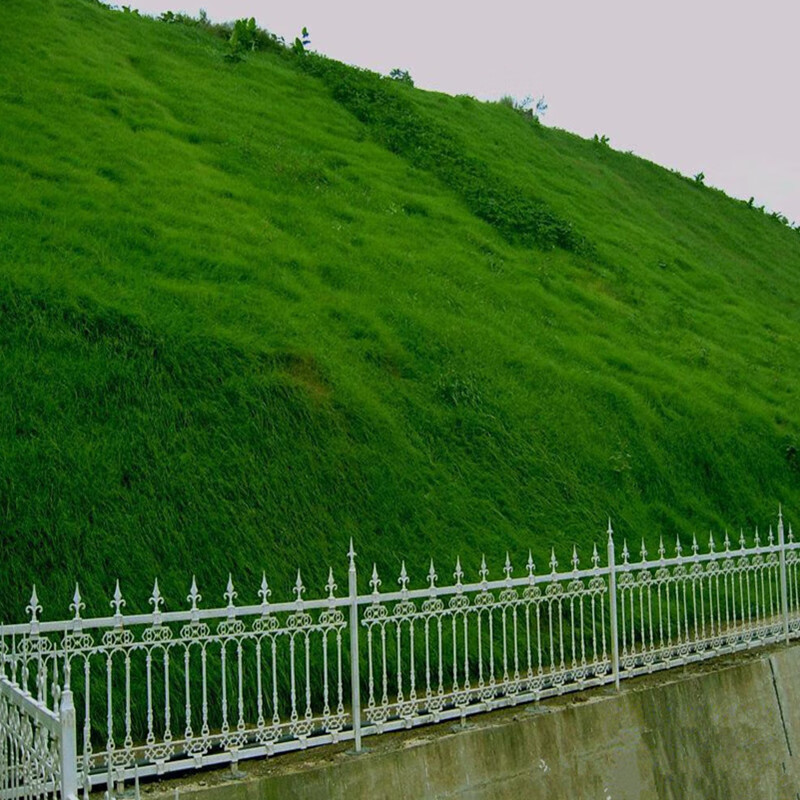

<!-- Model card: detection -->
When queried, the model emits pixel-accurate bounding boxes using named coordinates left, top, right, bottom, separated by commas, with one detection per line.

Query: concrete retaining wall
left=150, top=645, right=800, bottom=799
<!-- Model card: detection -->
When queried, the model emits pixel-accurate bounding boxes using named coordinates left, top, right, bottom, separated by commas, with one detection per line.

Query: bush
left=389, top=68, right=414, bottom=86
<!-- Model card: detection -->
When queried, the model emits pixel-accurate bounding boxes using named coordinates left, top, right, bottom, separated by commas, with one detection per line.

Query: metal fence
left=1, top=510, right=797, bottom=798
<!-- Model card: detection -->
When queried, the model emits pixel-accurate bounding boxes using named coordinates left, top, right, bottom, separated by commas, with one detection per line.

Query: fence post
left=607, top=519, right=620, bottom=691
left=778, top=506, right=790, bottom=644
left=60, top=665, right=78, bottom=800
left=348, top=540, right=362, bottom=752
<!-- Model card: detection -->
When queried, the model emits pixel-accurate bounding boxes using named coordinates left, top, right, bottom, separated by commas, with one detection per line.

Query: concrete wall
left=152, top=645, right=800, bottom=800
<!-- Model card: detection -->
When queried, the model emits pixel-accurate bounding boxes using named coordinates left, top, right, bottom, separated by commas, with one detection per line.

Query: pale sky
left=125, top=0, right=800, bottom=225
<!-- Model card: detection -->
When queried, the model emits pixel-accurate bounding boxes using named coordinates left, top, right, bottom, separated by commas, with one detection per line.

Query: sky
left=126, top=0, right=800, bottom=225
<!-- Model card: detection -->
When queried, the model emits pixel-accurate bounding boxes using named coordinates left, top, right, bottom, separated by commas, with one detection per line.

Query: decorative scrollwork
left=19, top=637, right=54, bottom=657
left=318, top=609, right=346, bottom=628
left=449, top=594, right=470, bottom=612
left=285, top=612, right=312, bottom=630
left=391, top=600, right=417, bottom=620
left=180, top=622, right=211, bottom=640
left=421, top=596, right=444, bottom=614
left=362, top=604, right=388, bottom=623
left=217, top=619, right=246, bottom=636
left=101, top=629, right=134, bottom=648
left=252, top=615, right=280, bottom=634
left=142, top=626, right=173, bottom=645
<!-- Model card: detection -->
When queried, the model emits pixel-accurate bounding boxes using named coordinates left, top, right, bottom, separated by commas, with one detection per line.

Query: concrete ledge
left=147, top=644, right=800, bottom=799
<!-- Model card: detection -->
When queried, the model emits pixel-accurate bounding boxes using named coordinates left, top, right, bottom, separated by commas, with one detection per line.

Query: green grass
left=1, top=0, right=799, bottom=622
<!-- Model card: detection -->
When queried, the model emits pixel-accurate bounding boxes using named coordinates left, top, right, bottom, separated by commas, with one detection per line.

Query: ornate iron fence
left=0, top=510, right=797, bottom=798
left=0, top=674, right=77, bottom=800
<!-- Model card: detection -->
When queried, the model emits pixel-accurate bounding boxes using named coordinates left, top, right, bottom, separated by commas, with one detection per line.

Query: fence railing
left=0, top=510, right=797, bottom=797
left=0, top=674, right=76, bottom=800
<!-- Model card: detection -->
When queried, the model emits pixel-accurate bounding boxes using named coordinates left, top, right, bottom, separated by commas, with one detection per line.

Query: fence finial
left=293, top=570, right=305, bottom=604
left=398, top=561, right=409, bottom=594
left=258, top=572, right=271, bottom=607
left=526, top=550, right=535, bottom=579
left=326, top=567, right=337, bottom=600
left=225, top=574, right=237, bottom=609
left=70, top=583, right=85, bottom=622
left=427, top=560, right=438, bottom=590
left=369, top=564, right=381, bottom=596
left=26, top=585, right=42, bottom=625
left=187, top=576, right=201, bottom=612
left=149, top=579, right=164, bottom=617
left=348, top=538, right=356, bottom=571
left=454, top=556, right=464, bottom=587
left=607, top=518, right=614, bottom=541
left=110, top=580, right=125, bottom=620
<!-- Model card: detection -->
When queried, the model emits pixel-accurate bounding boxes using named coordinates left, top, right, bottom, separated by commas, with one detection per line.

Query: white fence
left=0, top=511, right=798, bottom=797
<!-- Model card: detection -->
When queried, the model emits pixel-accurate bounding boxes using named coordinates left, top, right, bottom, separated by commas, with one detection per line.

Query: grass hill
left=1, top=0, right=799, bottom=621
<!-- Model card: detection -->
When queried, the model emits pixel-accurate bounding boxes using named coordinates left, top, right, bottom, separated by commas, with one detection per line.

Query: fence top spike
left=111, top=580, right=126, bottom=616
left=187, top=575, right=202, bottom=609
left=708, top=531, right=715, bottom=552
left=779, top=504, right=783, bottom=521
left=348, top=538, right=356, bottom=569
left=768, top=526, right=775, bottom=546
left=479, top=554, right=489, bottom=582
left=527, top=550, right=536, bottom=577
left=149, top=578, right=163, bottom=611
left=754, top=526, right=761, bottom=547
left=225, top=574, right=237, bottom=607
left=675, top=534, right=683, bottom=558
left=691, top=532, right=699, bottom=554
left=739, top=528, right=747, bottom=549
left=70, top=583, right=85, bottom=621
left=658, top=536, right=666, bottom=561
left=723, top=530, right=731, bottom=552
left=607, top=518, right=614, bottom=540
left=398, top=561, right=409, bottom=590
left=454, top=556, right=464, bottom=584
left=326, top=567, right=337, bottom=599
left=571, top=544, right=579, bottom=571
left=621, top=540, right=630, bottom=564
left=370, top=563, right=381, bottom=594
left=549, top=547, right=558, bottom=574
left=591, top=542, right=600, bottom=569
left=293, top=569, right=306, bottom=602
left=427, top=559, right=438, bottom=588
left=640, top=538, right=647, bottom=562
left=27, top=585, right=42, bottom=622
left=504, top=552, right=513, bottom=579
left=259, top=572, right=271, bottom=604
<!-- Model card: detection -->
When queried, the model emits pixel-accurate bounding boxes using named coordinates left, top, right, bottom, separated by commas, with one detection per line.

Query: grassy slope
left=1, top=0, right=799, bottom=619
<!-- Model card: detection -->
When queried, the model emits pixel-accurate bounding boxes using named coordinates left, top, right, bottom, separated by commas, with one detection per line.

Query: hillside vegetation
left=1, top=0, right=799, bottom=621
